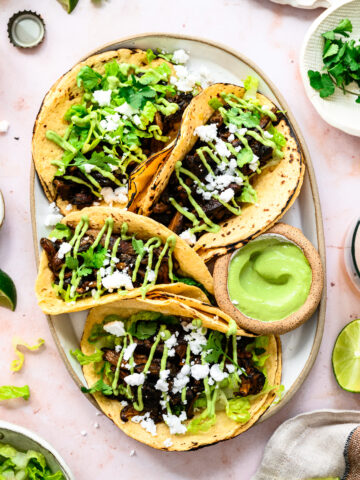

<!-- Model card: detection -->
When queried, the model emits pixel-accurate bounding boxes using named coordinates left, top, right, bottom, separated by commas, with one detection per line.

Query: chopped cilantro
left=307, top=18, right=360, bottom=102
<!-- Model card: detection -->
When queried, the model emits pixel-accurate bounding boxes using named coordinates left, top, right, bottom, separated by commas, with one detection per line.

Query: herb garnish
left=308, top=18, right=360, bottom=103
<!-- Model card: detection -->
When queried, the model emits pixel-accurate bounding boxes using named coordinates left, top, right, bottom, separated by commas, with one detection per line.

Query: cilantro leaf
left=65, top=256, right=78, bottom=270
left=308, top=71, right=335, bottom=98
left=77, top=66, right=102, bottom=91
left=132, top=237, right=145, bottom=256
left=128, top=320, right=158, bottom=339
left=204, top=331, right=225, bottom=363
left=81, top=379, right=113, bottom=396
left=78, top=246, right=107, bottom=269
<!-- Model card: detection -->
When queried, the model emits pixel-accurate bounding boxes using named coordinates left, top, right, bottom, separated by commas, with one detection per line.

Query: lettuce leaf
left=0, top=442, right=63, bottom=479
left=10, top=337, right=45, bottom=372
left=70, top=348, right=103, bottom=365
left=225, top=397, right=251, bottom=423
left=0, top=385, right=30, bottom=401
left=49, top=223, right=73, bottom=241
left=243, top=75, right=259, bottom=100
left=81, top=379, right=113, bottom=396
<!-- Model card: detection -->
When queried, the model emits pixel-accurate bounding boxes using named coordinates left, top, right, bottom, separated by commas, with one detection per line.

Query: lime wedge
left=0, top=269, right=17, bottom=311
left=332, top=319, right=360, bottom=392
left=56, top=0, right=80, bottom=13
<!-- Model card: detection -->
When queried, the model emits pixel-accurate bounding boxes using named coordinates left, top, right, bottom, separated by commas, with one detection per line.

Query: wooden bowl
left=213, top=223, right=324, bottom=335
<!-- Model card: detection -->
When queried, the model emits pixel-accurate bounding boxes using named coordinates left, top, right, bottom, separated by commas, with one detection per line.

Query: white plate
left=0, top=421, right=74, bottom=479
left=300, top=0, right=360, bottom=136
left=31, top=34, right=326, bottom=427
left=270, top=0, right=332, bottom=8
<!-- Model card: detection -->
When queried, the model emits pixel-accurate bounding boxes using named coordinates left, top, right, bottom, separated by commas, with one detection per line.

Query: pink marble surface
left=1, top=0, right=359, bottom=478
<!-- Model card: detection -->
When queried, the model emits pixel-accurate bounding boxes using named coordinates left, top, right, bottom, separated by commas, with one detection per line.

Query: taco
left=35, top=207, right=214, bottom=314
left=76, top=294, right=282, bottom=451
left=32, top=48, right=195, bottom=214
left=128, top=78, right=305, bottom=261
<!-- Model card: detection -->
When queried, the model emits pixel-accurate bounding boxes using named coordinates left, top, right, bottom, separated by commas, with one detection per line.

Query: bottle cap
left=7, top=11, right=45, bottom=49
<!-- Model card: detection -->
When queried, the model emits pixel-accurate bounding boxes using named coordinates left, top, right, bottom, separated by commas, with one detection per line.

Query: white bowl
left=270, top=0, right=332, bottom=8
left=300, top=0, right=360, bottom=136
left=0, top=421, right=74, bottom=479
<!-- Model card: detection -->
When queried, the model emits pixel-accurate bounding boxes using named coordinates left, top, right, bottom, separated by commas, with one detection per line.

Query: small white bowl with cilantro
left=0, top=421, right=73, bottom=479
left=300, top=0, right=360, bottom=136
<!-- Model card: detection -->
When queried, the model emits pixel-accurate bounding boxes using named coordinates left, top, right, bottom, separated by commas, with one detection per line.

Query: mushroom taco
left=35, top=207, right=213, bottom=314
left=75, top=294, right=282, bottom=451
left=128, top=79, right=305, bottom=261
left=32, top=48, right=195, bottom=214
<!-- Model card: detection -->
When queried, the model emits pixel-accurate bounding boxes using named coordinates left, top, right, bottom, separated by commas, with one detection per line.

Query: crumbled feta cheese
left=101, top=186, right=128, bottom=205
left=103, top=320, right=126, bottom=337
left=249, top=154, right=260, bottom=172
left=228, top=134, right=235, bottom=142
left=65, top=204, right=73, bottom=211
left=124, top=372, right=145, bottom=386
left=115, top=344, right=122, bottom=353
left=172, top=49, right=189, bottom=64
left=210, top=364, right=228, bottom=382
left=123, top=342, right=137, bottom=361
left=115, top=102, right=138, bottom=117
left=120, top=400, right=128, bottom=407
left=167, top=348, right=175, bottom=357
left=190, top=364, right=209, bottom=380
left=179, top=229, right=196, bottom=245
left=184, top=329, right=207, bottom=355
left=131, top=412, right=157, bottom=436
left=132, top=114, right=141, bottom=126
left=102, top=270, right=134, bottom=290
left=93, top=90, right=112, bottom=107
left=219, top=188, right=234, bottom=203
left=163, top=438, right=173, bottom=448
left=232, top=299, right=239, bottom=305
left=130, top=449, right=136, bottom=457
left=215, top=138, right=231, bottom=158
left=0, top=120, right=9, bottom=133
left=155, top=370, right=169, bottom=392
left=263, top=130, right=273, bottom=139
left=99, top=113, right=121, bottom=132
left=238, top=128, right=248, bottom=136
left=228, top=123, right=237, bottom=134
left=262, top=105, right=269, bottom=111
left=163, top=411, right=187, bottom=435
left=57, top=242, right=72, bottom=259
left=165, top=334, right=177, bottom=350
left=44, top=201, right=63, bottom=227
left=208, top=377, right=215, bottom=386
left=80, top=430, right=87, bottom=437
left=170, top=65, right=210, bottom=93
left=172, top=364, right=190, bottom=394
left=94, top=422, right=100, bottom=429
left=194, top=124, right=217, bottom=143
left=226, top=364, right=236, bottom=373
left=147, top=269, right=156, bottom=282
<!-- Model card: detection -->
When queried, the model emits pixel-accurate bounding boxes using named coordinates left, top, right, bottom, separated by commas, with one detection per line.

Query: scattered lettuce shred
left=70, top=348, right=103, bottom=365
left=0, top=385, right=30, bottom=401
left=10, top=337, right=45, bottom=372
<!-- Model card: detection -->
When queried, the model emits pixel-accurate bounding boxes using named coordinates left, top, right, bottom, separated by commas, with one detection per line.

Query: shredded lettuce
left=0, top=442, right=63, bottom=479
left=0, top=385, right=30, bottom=401
left=243, top=75, right=259, bottom=100
left=70, top=348, right=103, bottom=365
left=10, top=337, right=45, bottom=372
left=268, top=124, right=286, bottom=150
left=226, top=397, right=251, bottom=423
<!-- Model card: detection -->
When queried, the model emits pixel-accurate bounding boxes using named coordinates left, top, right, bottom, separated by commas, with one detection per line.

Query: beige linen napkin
left=253, top=410, right=360, bottom=480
